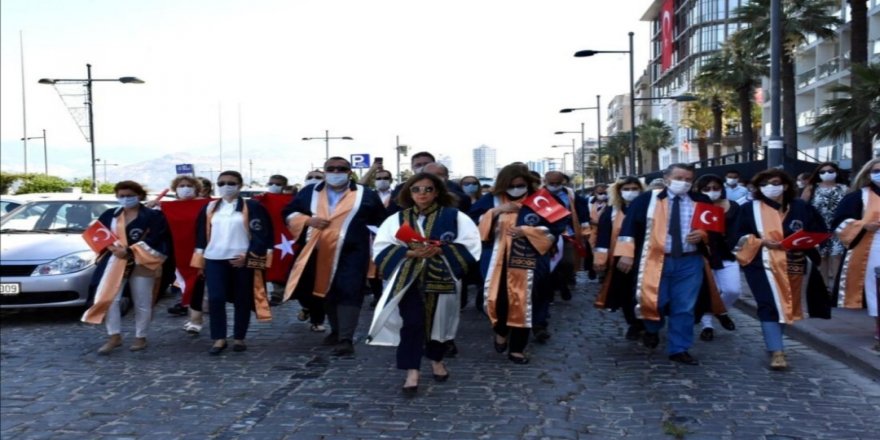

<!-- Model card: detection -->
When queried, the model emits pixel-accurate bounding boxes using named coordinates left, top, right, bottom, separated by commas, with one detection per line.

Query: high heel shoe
left=507, top=354, right=529, bottom=365
left=432, top=362, right=450, bottom=382
left=401, top=384, right=418, bottom=396
left=493, top=337, right=508, bottom=353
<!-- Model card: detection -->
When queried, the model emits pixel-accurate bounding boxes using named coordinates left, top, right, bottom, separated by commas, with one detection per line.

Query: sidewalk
left=736, top=289, right=880, bottom=380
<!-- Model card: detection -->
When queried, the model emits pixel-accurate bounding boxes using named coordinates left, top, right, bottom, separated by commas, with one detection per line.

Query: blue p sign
left=350, top=154, right=371, bottom=169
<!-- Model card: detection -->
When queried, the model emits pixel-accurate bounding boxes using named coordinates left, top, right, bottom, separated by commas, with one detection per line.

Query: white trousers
left=864, top=233, right=880, bottom=317
left=105, top=275, right=155, bottom=338
left=701, top=260, right=743, bottom=328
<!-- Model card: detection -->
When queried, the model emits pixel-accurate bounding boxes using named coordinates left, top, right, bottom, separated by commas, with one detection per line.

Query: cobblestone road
left=2, top=276, right=879, bottom=439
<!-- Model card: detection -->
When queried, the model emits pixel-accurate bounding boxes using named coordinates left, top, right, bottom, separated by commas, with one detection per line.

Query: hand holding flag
left=395, top=223, right=441, bottom=246
left=82, top=221, right=118, bottom=254
left=523, top=188, right=570, bottom=223
left=691, top=202, right=725, bottom=233
left=780, top=230, right=832, bottom=250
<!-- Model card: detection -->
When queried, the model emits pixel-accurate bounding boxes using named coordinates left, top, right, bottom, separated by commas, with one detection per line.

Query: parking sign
left=350, top=154, right=371, bottom=169
left=175, top=163, right=195, bottom=175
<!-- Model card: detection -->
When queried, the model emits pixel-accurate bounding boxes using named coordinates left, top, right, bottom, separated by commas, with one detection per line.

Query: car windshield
left=0, top=200, right=116, bottom=233
left=0, top=201, right=22, bottom=217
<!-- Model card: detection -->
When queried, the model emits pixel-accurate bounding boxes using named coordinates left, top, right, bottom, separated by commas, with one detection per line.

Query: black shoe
left=507, top=354, right=530, bottom=365
left=444, top=341, right=459, bottom=358
left=718, top=314, right=736, bottom=331
left=493, top=337, right=508, bottom=353
left=208, top=342, right=227, bottom=356
left=533, top=327, right=551, bottom=344
left=331, top=340, right=354, bottom=356
left=669, top=351, right=699, bottom=365
left=699, top=328, right=714, bottom=342
left=232, top=342, right=247, bottom=352
left=269, top=295, right=283, bottom=307
left=560, top=286, right=572, bottom=301
left=642, top=332, right=659, bottom=349
left=322, top=333, right=339, bottom=346
left=369, top=297, right=379, bottom=308
left=167, top=303, right=188, bottom=316
left=625, top=324, right=643, bottom=341
left=401, top=385, right=418, bottom=396
left=297, top=308, right=310, bottom=322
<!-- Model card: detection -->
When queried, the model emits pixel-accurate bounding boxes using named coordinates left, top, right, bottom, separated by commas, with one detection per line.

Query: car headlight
left=31, top=251, right=97, bottom=276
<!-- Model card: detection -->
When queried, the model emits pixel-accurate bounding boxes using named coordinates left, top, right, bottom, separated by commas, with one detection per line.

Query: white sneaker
left=182, top=321, right=202, bottom=335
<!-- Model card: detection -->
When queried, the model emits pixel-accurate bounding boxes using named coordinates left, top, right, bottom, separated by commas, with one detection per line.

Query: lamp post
left=39, top=64, right=144, bottom=194
left=767, top=0, right=784, bottom=169
left=551, top=141, right=577, bottom=176
left=554, top=130, right=582, bottom=188
left=560, top=94, right=603, bottom=184
left=94, top=158, right=119, bottom=184
left=396, top=136, right=409, bottom=182
left=575, top=32, right=635, bottom=174
left=20, top=129, right=47, bottom=175
left=302, top=130, right=354, bottom=163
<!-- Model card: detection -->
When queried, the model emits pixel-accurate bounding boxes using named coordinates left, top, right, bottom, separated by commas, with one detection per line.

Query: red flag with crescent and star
left=257, top=192, right=297, bottom=283
left=81, top=221, right=119, bottom=254
left=691, top=202, right=725, bottom=233
left=781, top=230, right=832, bottom=251
left=523, top=188, right=570, bottom=223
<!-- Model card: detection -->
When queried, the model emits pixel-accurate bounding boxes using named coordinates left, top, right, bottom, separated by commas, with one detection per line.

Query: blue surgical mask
left=871, top=171, right=880, bottom=184
left=117, top=196, right=140, bottom=209
left=546, top=184, right=562, bottom=193
left=463, top=184, right=479, bottom=195
left=266, top=184, right=283, bottom=194
left=325, top=172, right=350, bottom=187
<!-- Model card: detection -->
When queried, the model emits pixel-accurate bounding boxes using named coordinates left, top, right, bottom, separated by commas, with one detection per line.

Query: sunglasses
left=375, top=177, right=392, bottom=181
left=306, top=175, right=323, bottom=180
left=819, top=170, right=836, bottom=175
left=509, top=184, right=528, bottom=189
left=216, top=181, right=239, bottom=187
left=325, top=166, right=350, bottom=173
left=410, top=186, right=435, bottom=194
left=760, top=181, right=783, bottom=187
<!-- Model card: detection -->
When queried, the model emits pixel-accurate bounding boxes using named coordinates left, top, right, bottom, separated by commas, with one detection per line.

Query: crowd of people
left=83, top=152, right=880, bottom=394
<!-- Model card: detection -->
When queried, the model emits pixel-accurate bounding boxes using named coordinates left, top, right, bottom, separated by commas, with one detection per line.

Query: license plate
left=0, top=283, right=21, bottom=296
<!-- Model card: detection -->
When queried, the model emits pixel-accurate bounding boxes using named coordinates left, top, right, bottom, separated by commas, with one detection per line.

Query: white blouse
left=203, top=199, right=250, bottom=260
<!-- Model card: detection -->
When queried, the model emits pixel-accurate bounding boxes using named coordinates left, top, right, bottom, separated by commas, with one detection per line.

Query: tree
left=0, top=172, right=20, bottom=195
left=849, top=0, right=871, bottom=171
left=734, top=0, right=842, bottom=158
left=681, top=101, right=714, bottom=163
left=697, top=36, right=767, bottom=155
left=813, top=63, right=880, bottom=151
left=603, top=132, right=630, bottom=178
left=73, top=179, right=115, bottom=194
left=15, top=174, right=70, bottom=195
left=636, top=119, right=674, bottom=173
left=692, top=82, right=735, bottom=158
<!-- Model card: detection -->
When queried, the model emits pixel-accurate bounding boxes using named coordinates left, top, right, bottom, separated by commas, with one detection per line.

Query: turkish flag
left=257, top=193, right=296, bottom=283
left=81, top=221, right=118, bottom=254
left=691, top=202, right=725, bottom=233
left=562, top=234, right=588, bottom=257
left=781, top=230, right=832, bottom=251
left=162, top=198, right=212, bottom=306
left=523, top=188, right=570, bottom=223
left=396, top=222, right=426, bottom=243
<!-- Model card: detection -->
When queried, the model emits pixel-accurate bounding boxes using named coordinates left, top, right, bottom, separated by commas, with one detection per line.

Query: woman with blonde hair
left=594, top=176, right=646, bottom=340
left=832, top=158, right=880, bottom=348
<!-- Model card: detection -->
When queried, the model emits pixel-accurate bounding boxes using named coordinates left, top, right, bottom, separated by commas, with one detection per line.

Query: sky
left=0, top=0, right=654, bottom=185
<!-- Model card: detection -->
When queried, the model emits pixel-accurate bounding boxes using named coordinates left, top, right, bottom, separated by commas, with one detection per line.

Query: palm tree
left=813, top=63, right=880, bottom=148
left=691, top=82, right=733, bottom=158
left=849, top=0, right=871, bottom=172
left=696, top=37, right=767, bottom=154
left=681, top=101, right=714, bottom=163
left=637, top=119, right=674, bottom=172
left=603, top=132, right=630, bottom=179
left=733, top=0, right=842, bottom=159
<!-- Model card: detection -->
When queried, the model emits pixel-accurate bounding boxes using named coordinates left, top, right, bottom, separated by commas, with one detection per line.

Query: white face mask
left=797, top=181, right=806, bottom=189
left=304, top=178, right=322, bottom=187
left=667, top=180, right=692, bottom=195
left=412, top=166, right=424, bottom=175
left=176, top=186, right=195, bottom=199
left=596, top=194, right=608, bottom=201
left=375, top=180, right=391, bottom=191
left=621, top=190, right=640, bottom=202
left=266, top=184, right=283, bottom=194
left=760, top=184, right=784, bottom=199
left=117, top=196, right=140, bottom=209
left=219, top=184, right=239, bottom=198
left=546, top=184, right=562, bottom=193
left=819, top=172, right=837, bottom=182
left=726, top=178, right=738, bottom=186
left=871, top=171, right=880, bottom=184
left=325, top=172, right=349, bottom=187
left=703, top=190, right=722, bottom=201
left=463, top=184, right=479, bottom=195
left=506, top=187, right=528, bottom=199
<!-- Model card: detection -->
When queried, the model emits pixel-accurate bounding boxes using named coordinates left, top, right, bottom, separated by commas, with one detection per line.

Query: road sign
left=350, top=154, right=371, bottom=169
left=176, top=163, right=195, bottom=175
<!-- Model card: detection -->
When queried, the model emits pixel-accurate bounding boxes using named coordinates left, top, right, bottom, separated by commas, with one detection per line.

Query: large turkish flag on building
left=661, top=0, right=674, bottom=72
left=257, top=193, right=296, bottom=283
left=162, top=198, right=212, bottom=306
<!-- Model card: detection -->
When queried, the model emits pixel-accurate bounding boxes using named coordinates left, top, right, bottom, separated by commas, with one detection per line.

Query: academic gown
left=831, top=185, right=880, bottom=316
left=733, top=198, right=831, bottom=323
left=281, top=181, right=386, bottom=306
left=469, top=193, right=564, bottom=328
left=366, top=205, right=481, bottom=345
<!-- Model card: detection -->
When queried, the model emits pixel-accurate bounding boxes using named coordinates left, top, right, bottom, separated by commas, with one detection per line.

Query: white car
left=0, top=194, right=119, bottom=309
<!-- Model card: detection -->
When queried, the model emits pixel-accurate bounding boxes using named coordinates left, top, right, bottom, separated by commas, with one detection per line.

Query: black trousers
left=492, top=265, right=529, bottom=354
left=397, top=288, right=446, bottom=370
left=189, top=276, right=206, bottom=312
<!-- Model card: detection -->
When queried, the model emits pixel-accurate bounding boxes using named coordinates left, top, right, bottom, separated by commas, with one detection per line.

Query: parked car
left=0, top=194, right=119, bottom=310
left=1, top=195, right=31, bottom=217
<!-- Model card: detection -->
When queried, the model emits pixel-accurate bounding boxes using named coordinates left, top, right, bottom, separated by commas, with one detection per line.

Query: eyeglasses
left=410, top=186, right=435, bottom=194
left=819, top=169, right=836, bottom=175
left=375, top=177, right=392, bottom=181
left=325, top=166, right=350, bottom=173
left=509, top=184, right=528, bottom=189
left=217, top=181, right=239, bottom=187
left=760, top=181, right=783, bottom=187
left=306, top=175, right=323, bottom=180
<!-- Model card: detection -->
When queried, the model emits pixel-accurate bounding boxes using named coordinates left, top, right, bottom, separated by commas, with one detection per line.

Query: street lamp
left=302, top=130, right=354, bottom=163
left=396, top=136, right=408, bottom=182
left=94, top=158, right=119, bottom=184
left=39, top=64, right=144, bottom=194
left=560, top=95, right=603, bottom=184
left=551, top=140, right=577, bottom=177
left=20, top=129, right=47, bottom=175
left=575, top=32, right=636, bottom=174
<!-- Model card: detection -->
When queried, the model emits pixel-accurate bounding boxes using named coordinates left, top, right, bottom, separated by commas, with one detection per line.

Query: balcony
left=816, top=57, right=840, bottom=80
left=798, top=109, right=816, bottom=128
left=797, top=68, right=816, bottom=89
